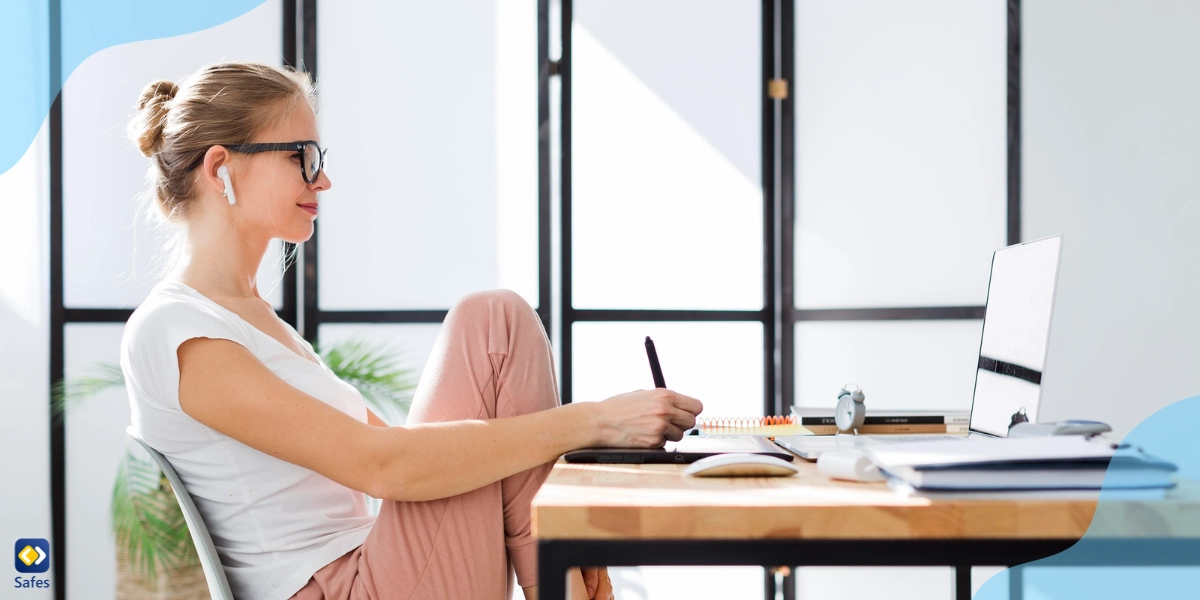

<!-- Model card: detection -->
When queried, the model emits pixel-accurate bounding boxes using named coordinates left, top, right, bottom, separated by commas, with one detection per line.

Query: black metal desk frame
left=538, top=538, right=1200, bottom=600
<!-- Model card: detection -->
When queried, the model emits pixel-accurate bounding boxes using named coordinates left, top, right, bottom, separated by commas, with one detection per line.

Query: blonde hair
left=126, top=61, right=316, bottom=289
left=128, top=61, right=316, bottom=221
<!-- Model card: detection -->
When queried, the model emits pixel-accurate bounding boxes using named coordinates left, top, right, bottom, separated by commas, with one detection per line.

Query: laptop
left=775, top=235, right=1063, bottom=460
left=564, top=436, right=794, bottom=464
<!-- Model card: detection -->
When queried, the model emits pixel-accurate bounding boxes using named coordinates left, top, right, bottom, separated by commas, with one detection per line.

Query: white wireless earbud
left=217, top=165, right=237, bottom=205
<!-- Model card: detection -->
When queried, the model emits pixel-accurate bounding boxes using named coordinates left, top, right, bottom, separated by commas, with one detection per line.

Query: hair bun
left=130, top=79, right=180, bottom=157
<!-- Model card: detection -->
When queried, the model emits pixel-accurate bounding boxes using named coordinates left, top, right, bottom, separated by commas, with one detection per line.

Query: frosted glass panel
left=62, top=1, right=284, bottom=309
left=572, top=322, right=763, bottom=418
left=64, top=324, right=127, bottom=600
left=795, top=320, right=982, bottom=412
left=797, top=567, right=952, bottom=600
left=572, top=0, right=762, bottom=310
left=794, top=0, right=1007, bottom=309
left=973, top=566, right=1007, bottom=597
left=317, top=0, right=538, bottom=310
left=610, top=566, right=763, bottom=600
left=1, top=119, right=47, bottom=326
left=316, top=323, right=443, bottom=424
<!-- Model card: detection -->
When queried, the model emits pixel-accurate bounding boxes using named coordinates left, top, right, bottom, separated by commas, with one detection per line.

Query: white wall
left=1024, top=0, right=1200, bottom=439
left=0, top=120, right=53, bottom=599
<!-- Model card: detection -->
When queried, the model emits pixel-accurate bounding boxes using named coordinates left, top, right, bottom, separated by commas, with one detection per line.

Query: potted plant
left=52, top=337, right=418, bottom=599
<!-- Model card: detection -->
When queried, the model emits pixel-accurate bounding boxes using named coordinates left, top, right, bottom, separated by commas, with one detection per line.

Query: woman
left=120, top=61, right=703, bottom=600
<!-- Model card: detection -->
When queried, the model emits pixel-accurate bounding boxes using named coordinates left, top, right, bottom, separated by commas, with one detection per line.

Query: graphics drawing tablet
left=563, top=436, right=794, bottom=464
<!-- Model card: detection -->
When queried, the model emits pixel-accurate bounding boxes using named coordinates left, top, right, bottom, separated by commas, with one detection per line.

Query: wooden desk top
left=531, top=458, right=1200, bottom=541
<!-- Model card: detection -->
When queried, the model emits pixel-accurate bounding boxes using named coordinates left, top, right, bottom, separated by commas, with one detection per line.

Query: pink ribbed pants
left=289, top=289, right=560, bottom=600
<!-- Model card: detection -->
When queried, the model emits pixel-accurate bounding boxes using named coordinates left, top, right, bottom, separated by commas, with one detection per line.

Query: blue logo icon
left=14, top=539, right=49, bottom=574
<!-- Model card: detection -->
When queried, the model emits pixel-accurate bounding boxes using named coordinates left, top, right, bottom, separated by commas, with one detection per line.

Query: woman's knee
left=451, top=289, right=536, bottom=323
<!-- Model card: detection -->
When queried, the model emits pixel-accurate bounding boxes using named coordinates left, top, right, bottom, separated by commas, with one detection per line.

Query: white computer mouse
left=684, top=453, right=800, bottom=477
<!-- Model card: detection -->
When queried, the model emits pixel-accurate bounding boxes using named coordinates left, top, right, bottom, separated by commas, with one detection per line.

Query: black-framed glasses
left=225, top=140, right=328, bottom=184
left=183, top=140, right=325, bottom=184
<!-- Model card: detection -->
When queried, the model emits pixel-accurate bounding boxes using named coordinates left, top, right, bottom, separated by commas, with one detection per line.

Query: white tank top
left=121, top=279, right=375, bottom=600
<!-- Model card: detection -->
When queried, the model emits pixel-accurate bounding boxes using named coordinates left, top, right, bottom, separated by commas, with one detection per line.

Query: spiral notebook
left=694, top=416, right=811, bottom=438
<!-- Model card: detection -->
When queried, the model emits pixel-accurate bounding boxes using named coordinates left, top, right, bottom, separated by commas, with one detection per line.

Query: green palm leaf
left=112, top=451, right=197, bottom=586
left=50, top=363, right=125, bottom=426
left=314, top=337, right=417, bottom=421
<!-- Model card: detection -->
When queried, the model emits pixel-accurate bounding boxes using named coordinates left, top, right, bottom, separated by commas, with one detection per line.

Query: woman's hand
left=594, top=388, right=703, bottom=447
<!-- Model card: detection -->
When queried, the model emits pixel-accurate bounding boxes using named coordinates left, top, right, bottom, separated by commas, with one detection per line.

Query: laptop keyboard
left=868, top=435, right=966, bottom=444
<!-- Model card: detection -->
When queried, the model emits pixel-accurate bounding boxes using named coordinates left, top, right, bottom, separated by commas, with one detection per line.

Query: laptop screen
left=968, top=235, right=1063, bottom=437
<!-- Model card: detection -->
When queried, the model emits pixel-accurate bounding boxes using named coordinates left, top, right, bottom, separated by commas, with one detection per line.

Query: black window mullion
left=763, top=0, right=779, bottom=421
left=778, top=0, right=796, bottom=420
left=572, top=309, right=766, bottom=322
left=280, top=0, right=299, bottom=329
left=48, top=0, right=65, bottom=594
left=559, top=0, right=575, bottom=404
left=1008, top=0, right=1022, bottom=246
left=62, top=309, right=133, bottom=323
left=538, top=0, right=554, bottom=339
left=793, top=306, right=988, bottom=322
left=299, top=0, right=319, bottom=342
left=774, top=4, right=796, bottom=596
left=319, top=310, right=448, bottom=324
left=282, top=0, right=297, bottom=70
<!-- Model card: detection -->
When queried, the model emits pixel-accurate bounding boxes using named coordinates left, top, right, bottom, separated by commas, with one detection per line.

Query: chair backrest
left=128, top=434, right=234, bottom=600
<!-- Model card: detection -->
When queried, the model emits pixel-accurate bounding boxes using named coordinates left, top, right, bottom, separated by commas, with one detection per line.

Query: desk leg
left=1008, top=565, right=1023, bottom=600
left=764, top=567, right=796, bottom=600
left=539, top=541, right=568, bottom=600
left=954, top=566, right=971, bottom=599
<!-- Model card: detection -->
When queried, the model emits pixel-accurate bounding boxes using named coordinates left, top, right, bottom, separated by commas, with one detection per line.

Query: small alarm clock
left=835, top=384, right=866, bottom=434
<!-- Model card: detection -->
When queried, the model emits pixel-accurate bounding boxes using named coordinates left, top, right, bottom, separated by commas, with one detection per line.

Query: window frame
left=546, top=0, right=1020, bottom=418
left=46, top=2, right=1021, bottom=597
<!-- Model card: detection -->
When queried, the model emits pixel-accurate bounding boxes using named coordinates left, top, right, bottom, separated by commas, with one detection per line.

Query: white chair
left=128, top=434, right=234, bottom=600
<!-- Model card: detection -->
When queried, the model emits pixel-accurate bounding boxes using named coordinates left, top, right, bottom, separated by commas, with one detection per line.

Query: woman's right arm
left=176, top=337, right=702, bottom=502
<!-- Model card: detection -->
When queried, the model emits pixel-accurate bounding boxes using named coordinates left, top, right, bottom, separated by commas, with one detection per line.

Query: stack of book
left=792, top=406, right=970, bottom=435
left=863, top=436, right=1177, bottom=499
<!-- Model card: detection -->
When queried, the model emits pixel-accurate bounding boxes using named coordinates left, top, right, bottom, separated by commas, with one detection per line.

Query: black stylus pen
left=644, top=336, right=667, bottom=388
left=645, top=336, right=699, bottom=436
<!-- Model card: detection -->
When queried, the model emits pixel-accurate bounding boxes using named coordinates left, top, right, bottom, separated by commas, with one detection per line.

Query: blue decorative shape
left=975, top=395, right=1200, bottom=599
left=2, top=0, right=267, bottom=176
